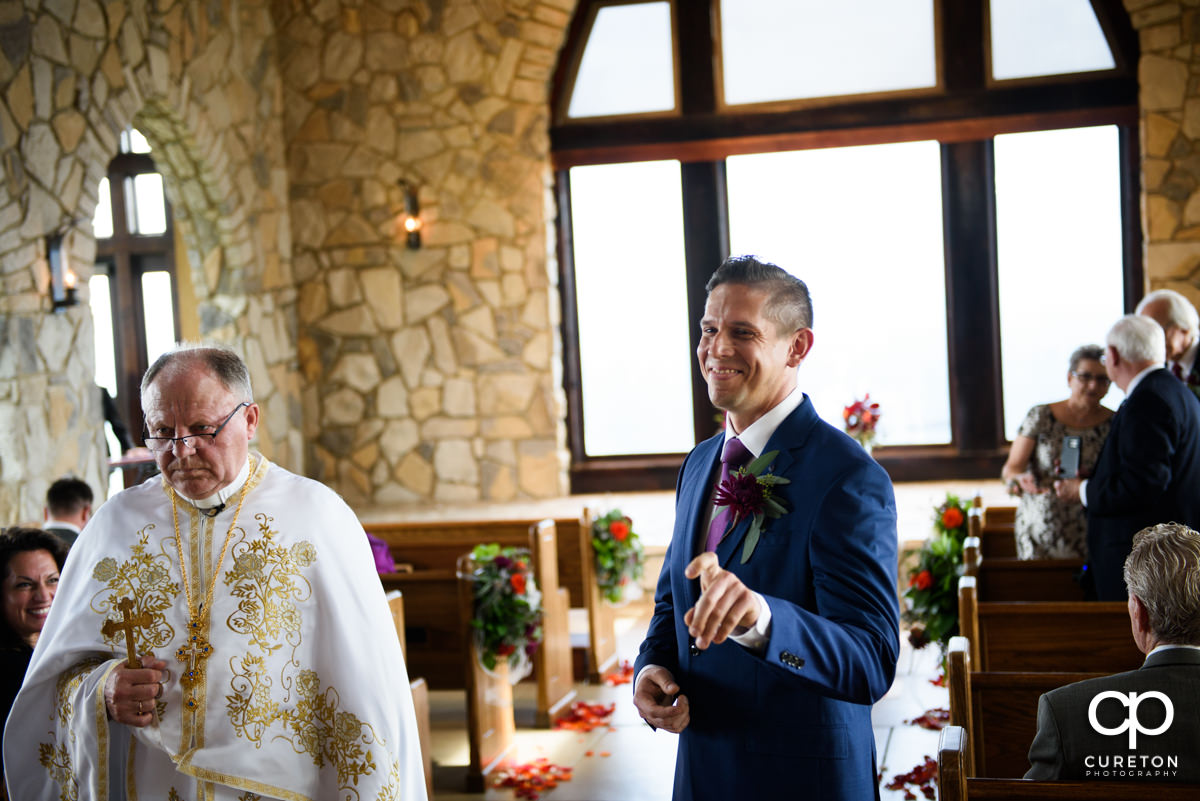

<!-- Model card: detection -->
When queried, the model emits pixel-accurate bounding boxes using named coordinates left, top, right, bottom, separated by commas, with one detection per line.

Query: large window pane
left=996, top=126, right=1124, bottom=439
left=720, top=0, right=936, bottom=106
left=570, top=161, right=693, bottom=455
left=126, top=173, right=167, bottom=235
left=727, top=142, right=950, bottom=445
left=568, top=2, right=675, bottom=119
left=90, top=273, right=117, bottom=394
left=142, top=270, right=176, bottom=366
left=990, top=0, right=1115, bottom=81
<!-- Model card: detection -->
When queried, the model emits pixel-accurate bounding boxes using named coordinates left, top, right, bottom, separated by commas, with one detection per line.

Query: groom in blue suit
left=633, top=256, right=899, bottom=800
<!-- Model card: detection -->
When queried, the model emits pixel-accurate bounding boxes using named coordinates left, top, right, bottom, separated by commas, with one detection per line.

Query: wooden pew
left=946, top=636, right=1103, bottom=778
left=367, top=514, right=618, bottom=683
left=957, top=576, right=1141, bottom=673
left=938, top=725, right=1200, bottom=800
left=457, top=566, right=517, bottom=791
left=372, top=519, right=576, bottom=727
left=961, top=541, right=1086, bottom=602
left=384, top=590, right=434, bottom=800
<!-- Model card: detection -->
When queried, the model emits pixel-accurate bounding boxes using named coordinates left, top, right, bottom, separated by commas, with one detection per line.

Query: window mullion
left=941, top=139, right=1005, bottom=452
left=680, top=160, right=729, bottom=445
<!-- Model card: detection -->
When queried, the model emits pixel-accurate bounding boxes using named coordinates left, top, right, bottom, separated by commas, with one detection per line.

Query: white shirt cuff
left=729, top=592, right=771, bottom=651
left=1079, top=478, right=1089, bottom=508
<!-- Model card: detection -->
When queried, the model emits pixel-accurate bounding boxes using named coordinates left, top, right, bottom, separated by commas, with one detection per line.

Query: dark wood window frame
left=551, top=0, right=1142, bottom=493
left=94, top=150, right=179, bottom=442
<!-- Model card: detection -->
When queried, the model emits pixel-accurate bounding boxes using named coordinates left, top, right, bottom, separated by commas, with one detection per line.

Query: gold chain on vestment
left=167, top=457, right=253, bottom=711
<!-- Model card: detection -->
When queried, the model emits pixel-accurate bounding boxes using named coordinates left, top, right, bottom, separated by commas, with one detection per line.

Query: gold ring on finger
left=137, top=701, right=143, bottom=714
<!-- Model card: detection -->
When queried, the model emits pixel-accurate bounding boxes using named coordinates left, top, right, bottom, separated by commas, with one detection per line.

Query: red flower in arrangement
left=912, top=569, right=933, bottom=591
left=843, top=394, right=881, bottom=433
left=510, top=572, right=527, bottom=594
left=609, top=520, right=630, bottom=541
left=496, top=643, right=516, bottom=657
left=940, top=507, right=964, bottom=530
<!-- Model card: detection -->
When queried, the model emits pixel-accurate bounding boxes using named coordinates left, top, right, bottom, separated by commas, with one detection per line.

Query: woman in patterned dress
left=1001, top=345, right=1115, bottom=559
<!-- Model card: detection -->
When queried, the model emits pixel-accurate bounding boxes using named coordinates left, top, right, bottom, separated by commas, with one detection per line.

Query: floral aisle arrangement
left=591, top=510, right=645, bottom=604
left=903, top=493, right=972, bottom=651
left=843, top=394, right=881, bottom=450
left=465, top=543, right=543, bottom=680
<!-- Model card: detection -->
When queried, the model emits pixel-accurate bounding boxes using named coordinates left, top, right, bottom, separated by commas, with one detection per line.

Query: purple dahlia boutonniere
left=713, top=449, right=791, bottom=564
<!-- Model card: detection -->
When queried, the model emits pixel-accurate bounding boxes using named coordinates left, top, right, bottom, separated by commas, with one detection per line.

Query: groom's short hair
left=705, top=255, right=812, bottom=334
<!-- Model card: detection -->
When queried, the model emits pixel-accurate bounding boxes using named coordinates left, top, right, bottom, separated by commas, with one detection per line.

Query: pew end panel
left=458, top=568, right=516, bottom=792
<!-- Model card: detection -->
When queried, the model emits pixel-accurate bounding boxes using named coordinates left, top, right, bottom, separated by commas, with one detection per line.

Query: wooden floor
left=425, top=603, right=953, bottom=800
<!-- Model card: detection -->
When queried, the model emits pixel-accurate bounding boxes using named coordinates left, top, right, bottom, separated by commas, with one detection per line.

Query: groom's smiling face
left=697, top=283, right=811, bottom=432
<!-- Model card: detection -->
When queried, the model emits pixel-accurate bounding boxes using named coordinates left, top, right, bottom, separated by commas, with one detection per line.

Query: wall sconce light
left=47, top=232, right=78, bottom=312
left=398, top=180, right=422, bottom=250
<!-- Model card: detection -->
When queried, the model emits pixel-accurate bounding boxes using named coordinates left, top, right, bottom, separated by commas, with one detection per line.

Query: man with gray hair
left=1137, top=288, right=1200, bottom=398
left=5, top=344, right=429, bottom=800
left=1026, top=522, right=1200, bottom=780
left=1056, top=315, right=1200, bottom=600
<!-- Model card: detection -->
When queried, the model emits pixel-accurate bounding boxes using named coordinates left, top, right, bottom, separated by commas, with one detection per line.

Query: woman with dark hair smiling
left=0, top=527, right=68, bottom=741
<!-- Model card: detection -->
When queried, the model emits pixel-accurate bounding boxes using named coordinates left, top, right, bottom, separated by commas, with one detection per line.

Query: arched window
left=91, top=128, right=180, bottom=463
left=552, top=0, right=1139, bottom=491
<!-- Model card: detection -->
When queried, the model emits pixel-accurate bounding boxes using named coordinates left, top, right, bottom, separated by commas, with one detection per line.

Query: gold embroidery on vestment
left=37, top=742, right=77, bottom=801
left=90, top=525, right=180, bottom=656
left=53, top=657, right=104, bottom=727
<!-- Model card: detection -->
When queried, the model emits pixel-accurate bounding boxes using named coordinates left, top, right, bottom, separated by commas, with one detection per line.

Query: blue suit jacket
left=1086, top=368, right=1200, bottom=600
left=635, top=396, right=900, bottom=801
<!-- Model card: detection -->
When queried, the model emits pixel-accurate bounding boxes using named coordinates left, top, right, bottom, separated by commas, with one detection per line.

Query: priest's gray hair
left=1124, top=522, right=1200, bottom=645
left=705, top=255, right=813, bottom=335
left=1106, top=314, right=1165, bottom=366
left=1136, top=288, right=1200, bottom=339
left=141, top=343, right=255, bottom=402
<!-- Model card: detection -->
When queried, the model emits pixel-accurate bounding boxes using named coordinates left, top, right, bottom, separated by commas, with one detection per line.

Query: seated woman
left=1001, top=345, right=1114, bottom=559
left=0, top=528, right=68, bottom=739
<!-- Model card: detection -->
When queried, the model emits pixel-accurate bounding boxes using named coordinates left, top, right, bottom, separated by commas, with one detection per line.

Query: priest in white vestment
left=4, top=345, right=428, bottom=801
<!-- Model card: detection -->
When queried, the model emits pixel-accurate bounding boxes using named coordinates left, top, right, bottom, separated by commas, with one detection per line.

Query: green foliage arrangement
left=466, top=543, right=543, bottom=676
left=591, top=510, right=645, bottom=604
left=903, top=493, right=972, bottom=651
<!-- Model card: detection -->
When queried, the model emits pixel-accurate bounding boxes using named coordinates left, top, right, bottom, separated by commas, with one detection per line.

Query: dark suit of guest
left=40, top=525, right=78, bottom=549
left=1085, top=368, right=1200, bottom=600
left=636, top=397, right=899, bottom=801
left=1026, top=648, right=1200, bottom=780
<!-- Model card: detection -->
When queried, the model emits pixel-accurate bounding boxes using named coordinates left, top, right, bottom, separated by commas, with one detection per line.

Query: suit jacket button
left=689, top=643, right=700, bottom=656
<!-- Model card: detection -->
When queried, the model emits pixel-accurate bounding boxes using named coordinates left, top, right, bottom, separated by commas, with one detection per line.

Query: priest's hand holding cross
left=100, top=597, right=167, bottom=727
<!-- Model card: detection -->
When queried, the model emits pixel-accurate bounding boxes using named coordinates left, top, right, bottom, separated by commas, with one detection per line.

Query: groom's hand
left=684, top=552, right=759, bottom=650
left=633, top=666, right=689, bottom=733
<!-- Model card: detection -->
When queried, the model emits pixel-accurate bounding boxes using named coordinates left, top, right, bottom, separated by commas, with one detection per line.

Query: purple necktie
left=706, top=437, right=753, bottom=552
left=1172, top=362, right=1185, bottom=381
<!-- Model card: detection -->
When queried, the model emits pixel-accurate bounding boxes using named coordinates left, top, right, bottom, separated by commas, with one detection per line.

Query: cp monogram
left=1088, top=690, right=1174, bottom=749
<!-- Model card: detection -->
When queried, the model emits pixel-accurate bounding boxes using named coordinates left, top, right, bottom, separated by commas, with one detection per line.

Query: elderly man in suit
left=1026, top=522, right=1200, bottom=780
left=1056, top=315, right=1200, bottom=600
left=1137, top=288, right=1200, bottom=398
left=633, top=255, right=899, bottom=801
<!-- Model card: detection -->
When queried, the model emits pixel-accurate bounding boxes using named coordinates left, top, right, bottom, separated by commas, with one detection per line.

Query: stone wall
left=278, top=1, right=573, bottom=506
left=1128, top=0, right=1200, bottom=304
left=0, top=0, right=301, bottom=520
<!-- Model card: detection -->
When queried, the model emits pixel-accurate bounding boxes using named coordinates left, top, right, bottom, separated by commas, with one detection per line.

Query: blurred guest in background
left=1137, top=288, right=1200, bottom=399
left=1002, top=345, right=1114, bottom=559
left=42, top=477, right=93, bottom=549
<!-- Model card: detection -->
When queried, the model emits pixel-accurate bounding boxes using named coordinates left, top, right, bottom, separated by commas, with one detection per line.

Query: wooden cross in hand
left=100, top=597, right=153, bottom=668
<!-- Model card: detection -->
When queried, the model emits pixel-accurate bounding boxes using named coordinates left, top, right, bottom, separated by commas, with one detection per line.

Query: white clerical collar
left=723, top=385, right=805, bottom=460
left=1124, top=363, right=1163, bottom=398
left=177, top=457, right=251, bottom=514
left=1176, top=338, right=1199, bottom=378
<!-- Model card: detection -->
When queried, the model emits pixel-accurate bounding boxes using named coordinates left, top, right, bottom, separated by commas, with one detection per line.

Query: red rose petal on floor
left=603, top=659, right=635, bottom=686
